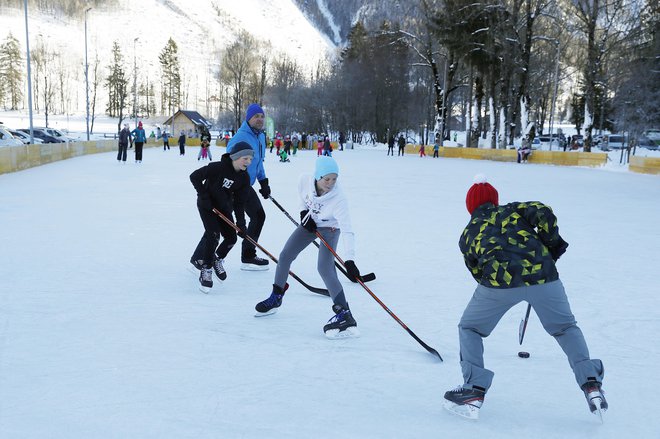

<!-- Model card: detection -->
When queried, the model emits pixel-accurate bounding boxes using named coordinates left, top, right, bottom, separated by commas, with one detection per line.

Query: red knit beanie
left=466, top=174, right=499, bottom=214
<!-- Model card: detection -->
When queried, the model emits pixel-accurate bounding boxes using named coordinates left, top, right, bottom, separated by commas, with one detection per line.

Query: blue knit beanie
left=314, top=156, right=339, bottom=180
left=245, top=103, right=264, bottom=121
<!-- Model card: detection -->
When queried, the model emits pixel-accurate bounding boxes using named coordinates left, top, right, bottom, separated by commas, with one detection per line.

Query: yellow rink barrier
left=629, top=155, right=660, bottom=175
left=404, top=144, right=608, bottom=167
left=0, top=139, right=167, bottom=175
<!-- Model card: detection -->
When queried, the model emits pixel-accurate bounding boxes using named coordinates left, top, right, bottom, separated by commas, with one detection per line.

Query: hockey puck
left=518, top=351, right=530, bottom=358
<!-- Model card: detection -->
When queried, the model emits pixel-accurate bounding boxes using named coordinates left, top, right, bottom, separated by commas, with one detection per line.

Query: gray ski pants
left=274, top=226, right=348, bottom=309
left=458, top=280, right=604, bottom=391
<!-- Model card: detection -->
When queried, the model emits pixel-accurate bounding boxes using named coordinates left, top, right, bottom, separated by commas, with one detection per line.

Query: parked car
left=34, top=127, right=76, bottom=142
left=638, top=136, right=658, bottom=150
left=18, top=128, right=62, bottom=143
left=9, top=129, right=44, bottom=145
left=643, top=129, right=660, bottom=147
left=603, top=134, right=627, bottom=150
left=0, top=127, right=24, bottom=146
left=537, top=133, right=564, bottom=148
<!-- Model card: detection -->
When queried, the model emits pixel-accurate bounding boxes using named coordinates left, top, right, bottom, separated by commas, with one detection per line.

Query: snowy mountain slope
left=0, top=0, right=335, bottom=112
left=293, top=0, right=408, bottom=44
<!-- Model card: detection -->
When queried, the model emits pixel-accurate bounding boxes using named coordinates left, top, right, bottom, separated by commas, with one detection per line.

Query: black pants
left=238, top=186, right=266, bottom=259
left=163, top=140, right=170, bottom=150
left=179, top=143, right=185, bottom=155
left=191, top=206, right=237, bottom=266
left=398, top=147, right=404, bottom=156
left=117, top=143, right=128, bottom=161
left=135, top=142, right=144, bottom=161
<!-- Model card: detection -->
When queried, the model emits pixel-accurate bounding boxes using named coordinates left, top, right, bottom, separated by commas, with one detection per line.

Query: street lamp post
left=548, top=40, right=560, bottom=151
left=84, top=7, right=92, bottom=141
left=133, top=37, right=138, bottom=129
left=23, top=0, right=34, bottom=143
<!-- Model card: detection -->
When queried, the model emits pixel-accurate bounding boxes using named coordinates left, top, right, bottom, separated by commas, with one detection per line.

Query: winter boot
left=213, top=258, right=227, bottom=281
left=443, top=385, right=486, bottom=420
left=255, top=283, right=288, bottom=316
left=198, top=266, right=213, bottom=294
left=241, top=255, right=269, bottom=271
left=581, top=379, right=607, bottom=421
left=323, top=304, right=359, bottom=339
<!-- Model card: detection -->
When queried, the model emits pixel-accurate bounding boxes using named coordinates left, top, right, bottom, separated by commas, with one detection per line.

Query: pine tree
left=159, top=37, right=181, bottom=116
left=105, top=41, right=129, bottom=130
left=0, top=33, right=24, bottom=109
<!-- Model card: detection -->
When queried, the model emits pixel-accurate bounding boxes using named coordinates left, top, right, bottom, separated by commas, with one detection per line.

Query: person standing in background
left=178, top=130, right=186, bottom=156
left=131, top=121, right=147, bottom=163
left=117, top=123, right=132, bottom=163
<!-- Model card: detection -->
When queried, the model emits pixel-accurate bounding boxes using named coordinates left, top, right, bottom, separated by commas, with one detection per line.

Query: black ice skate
left=323, top=304, right=359, bottom=339
left=241, top=255, right=269, bottom=271
left=198, top=267, right=213, bottom=294
left=213, top=258, right=227, bottom=281
left=581, top=379, right=607, bottom=422
left=255, top=284, right=288, bottom=316
left=443, top=385, right=486, bottom=420
left=189, top=258, right=203, bottom=274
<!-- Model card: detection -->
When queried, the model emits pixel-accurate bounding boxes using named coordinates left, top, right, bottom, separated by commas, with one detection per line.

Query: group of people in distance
left=186, top=103, right=607, bottom=421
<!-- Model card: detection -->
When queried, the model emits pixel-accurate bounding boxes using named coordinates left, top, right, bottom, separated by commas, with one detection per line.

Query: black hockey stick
left=212, top=208, right=329, bottom=296
left=313, top=229, right=442, bottom=361
left=518, top=303, right=532, bottom=345
left=268, top=196, right=376, bottom=283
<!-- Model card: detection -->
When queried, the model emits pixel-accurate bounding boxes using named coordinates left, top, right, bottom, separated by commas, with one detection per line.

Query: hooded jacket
left=459, top=201, right=566, bottom=289
left=298, top=174, right=355, bottom=260
left=226, top=120, right=266, bottom=185
left=189, top=153, right=250, bottom=223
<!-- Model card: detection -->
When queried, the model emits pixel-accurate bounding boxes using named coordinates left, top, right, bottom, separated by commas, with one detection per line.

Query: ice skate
left=198, top=267, right=213, bottom=294
left=582, top=379, right=607, bottom=423
left=213, top=258, right=227, bottom=281
left=241, top=255, right=269, bottom=271
left=443, top=385, right=485, bottom=420
left=255, top=284, right=288, bottom=316
left=323, top=305, right=359, bottom=339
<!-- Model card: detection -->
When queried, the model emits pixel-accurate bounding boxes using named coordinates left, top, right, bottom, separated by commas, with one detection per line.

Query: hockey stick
left=518, top=303, right=532, bottom=345
left=212, top=208, right=329, bottom=297
left=268, top=196, right=376, bottom=283
left=313, top=230, right=442, bottom=361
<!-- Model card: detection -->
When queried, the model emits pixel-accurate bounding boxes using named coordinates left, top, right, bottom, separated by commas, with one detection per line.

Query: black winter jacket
left=189, top=153, right=250, bottom=224
left=459, top=201, right=568, bottom=289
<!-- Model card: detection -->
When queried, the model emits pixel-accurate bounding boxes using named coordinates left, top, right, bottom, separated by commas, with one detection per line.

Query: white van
left=604, top=134, right=627, bottom=149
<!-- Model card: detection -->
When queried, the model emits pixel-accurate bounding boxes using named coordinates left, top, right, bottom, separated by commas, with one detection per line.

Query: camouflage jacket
left=459, top=201, right=567, bottom=289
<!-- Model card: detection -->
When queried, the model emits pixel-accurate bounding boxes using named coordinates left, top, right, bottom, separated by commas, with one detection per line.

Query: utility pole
left=548, top=41, right=560, bottom=151
left=23, top=0, right=34, bottom=143
left=133, top=37, right=138, bottom=128
left=84, top=7, right=92, bottom=141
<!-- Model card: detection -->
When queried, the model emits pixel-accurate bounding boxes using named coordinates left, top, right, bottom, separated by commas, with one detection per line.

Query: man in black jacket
left=443, top=174, right=606, bottom=420
left=117, top=123, right=132, bottom=162
left=189, top=142, right=254, bottom=293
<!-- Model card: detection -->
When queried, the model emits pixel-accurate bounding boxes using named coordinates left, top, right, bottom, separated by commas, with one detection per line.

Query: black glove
left=549, top=237, right=569, bottom=261
left=345, top=260, right=361, bottom=283
left=258, top=178, right=271, bottom=199
left=300, top=210, right=317, bottom=233
left=197, top=193, right=213, bottom=212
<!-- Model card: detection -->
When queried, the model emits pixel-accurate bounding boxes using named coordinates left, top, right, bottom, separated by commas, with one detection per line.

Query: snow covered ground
left=0, top=142, right=659, bottom=438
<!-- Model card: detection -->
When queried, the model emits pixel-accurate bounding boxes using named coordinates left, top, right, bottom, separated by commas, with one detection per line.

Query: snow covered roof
left=164, top=110, right=211, bottom=127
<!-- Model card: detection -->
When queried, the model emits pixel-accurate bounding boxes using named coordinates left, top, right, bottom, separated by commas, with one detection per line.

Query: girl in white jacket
left=255, top=156, right=362, bottom=338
